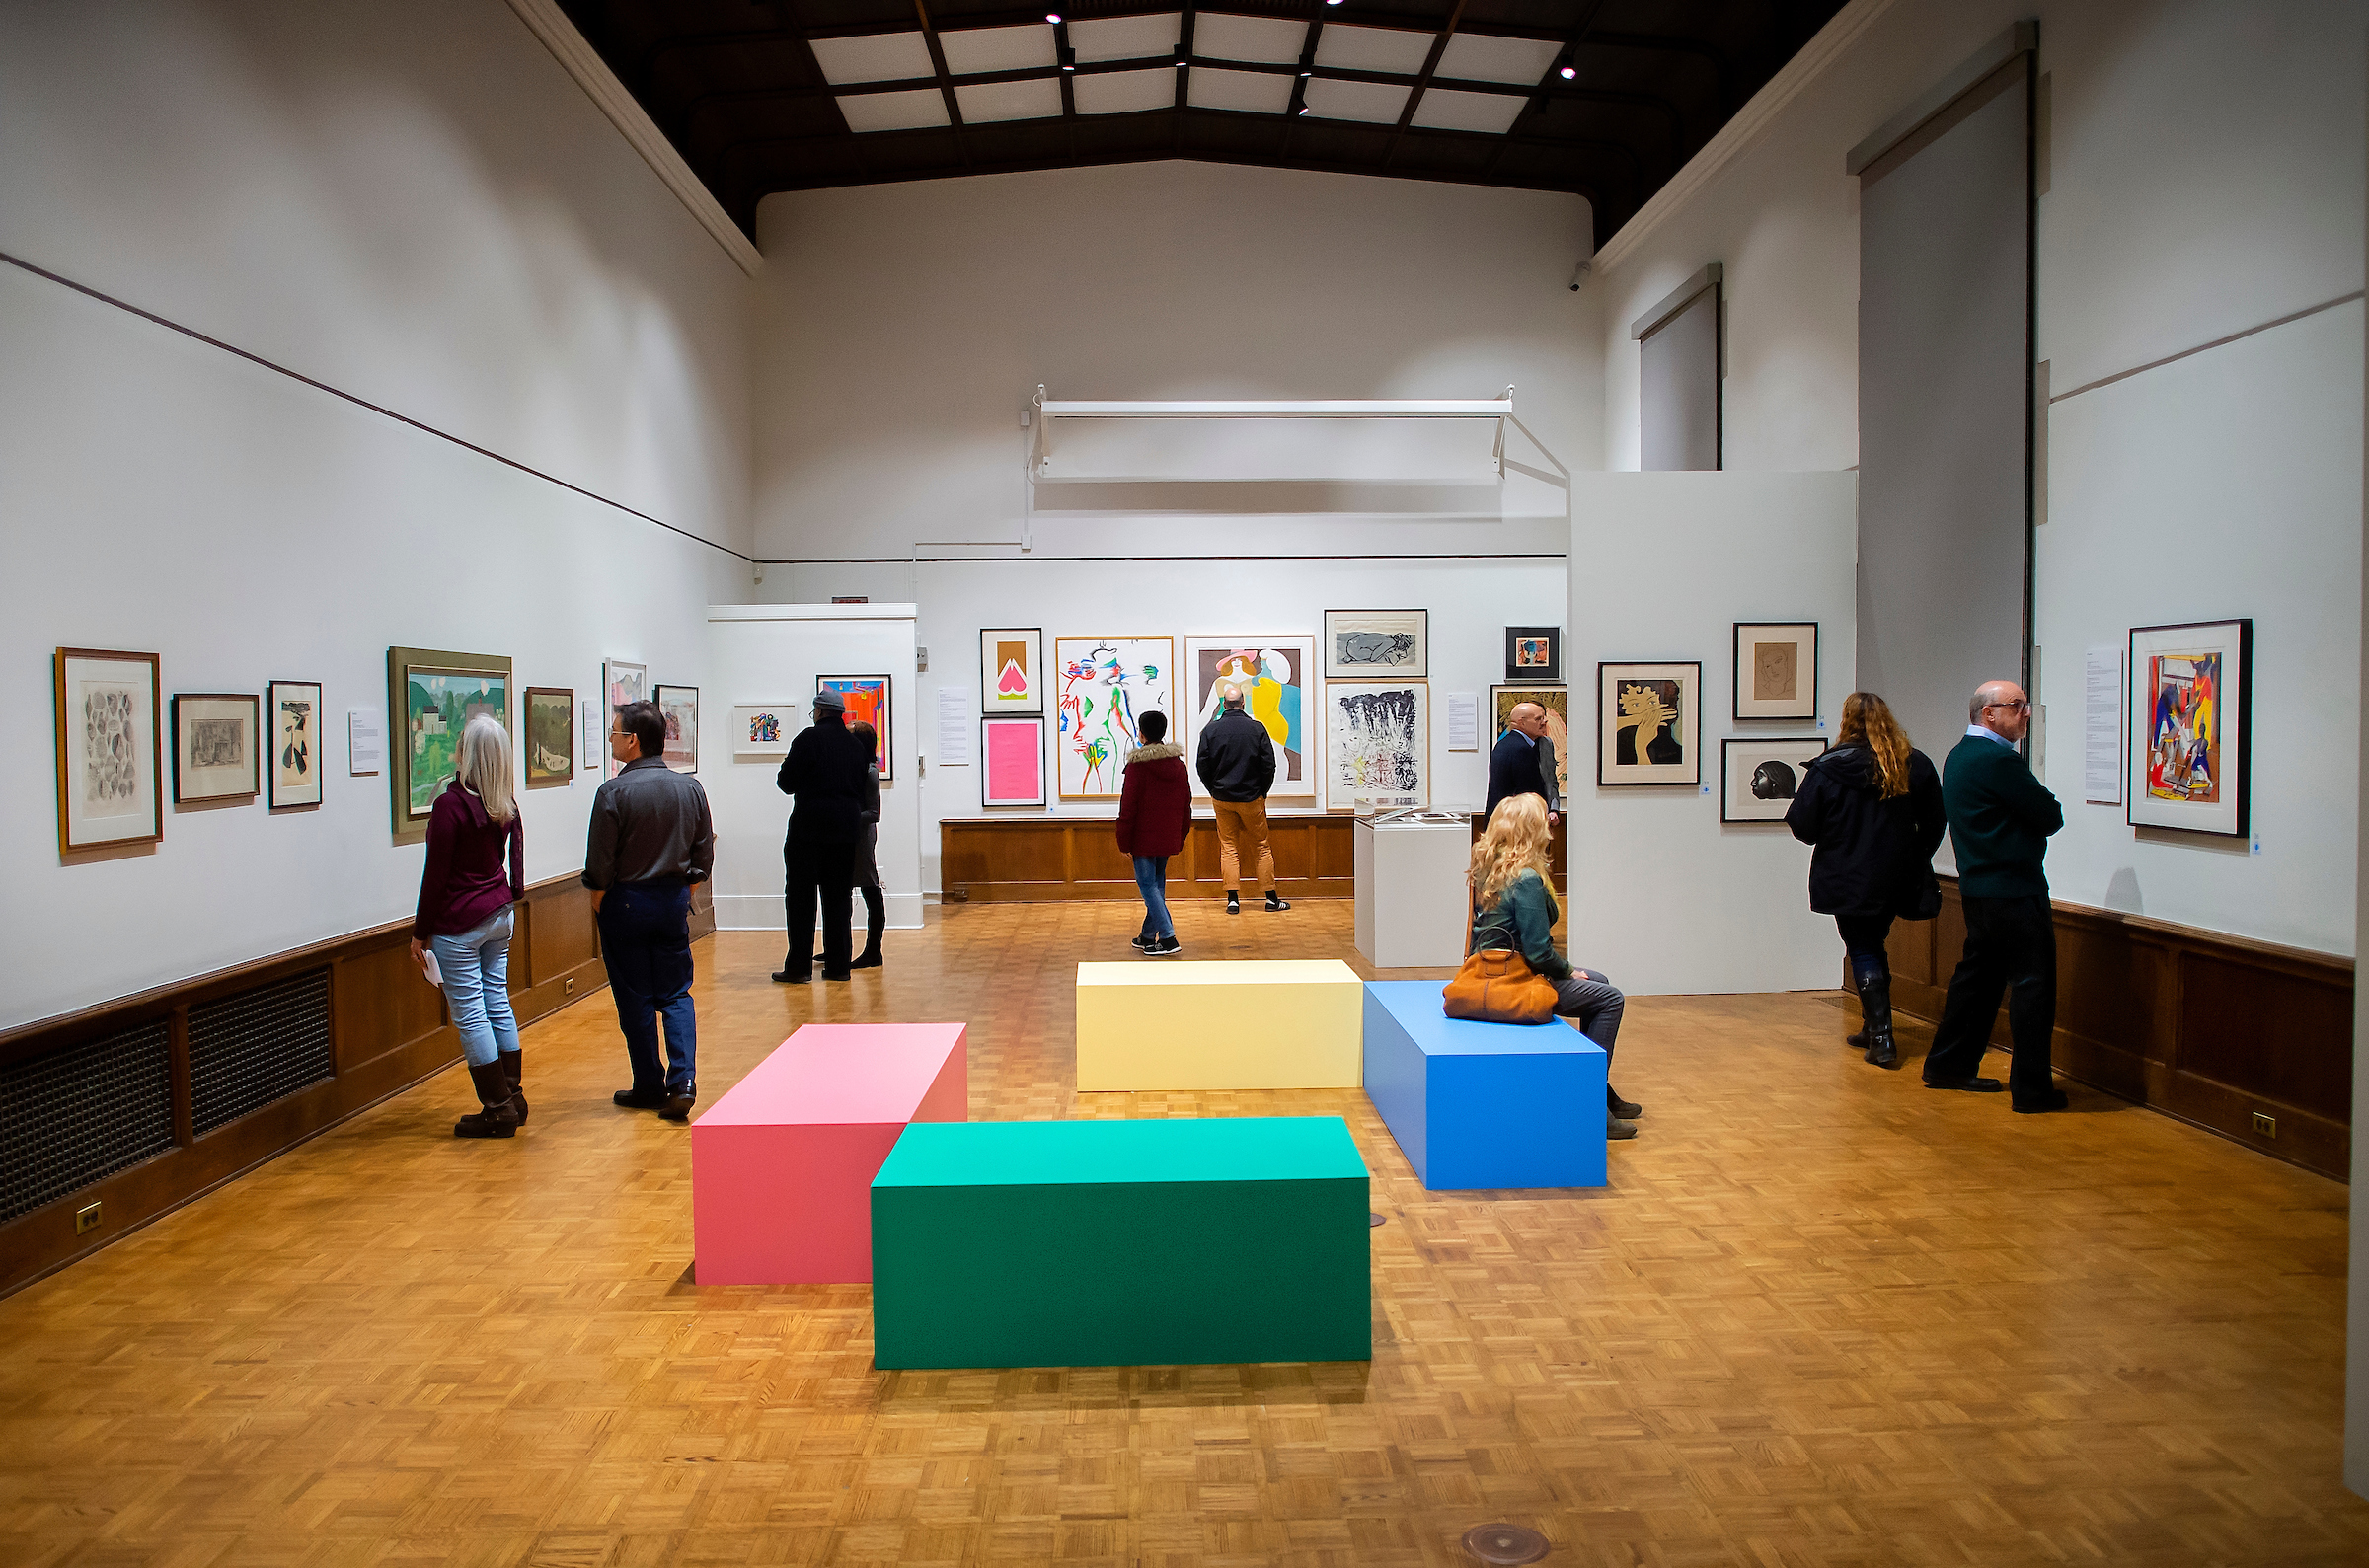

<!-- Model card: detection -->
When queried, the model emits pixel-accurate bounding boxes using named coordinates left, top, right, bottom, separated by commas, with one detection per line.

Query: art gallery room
left=9, top=0, right=2369, bottom=1561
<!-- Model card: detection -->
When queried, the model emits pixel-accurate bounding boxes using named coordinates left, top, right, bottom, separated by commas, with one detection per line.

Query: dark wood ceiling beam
left=1383, top=0, right=1464, bottom=170
left=1173, top=4, right=1194, bottom=148
left=1282, top=19, right=1320, bottom=122
left=1053, top=17, right=1076, bottom=119
left=909, top=0, right=971, bottom=160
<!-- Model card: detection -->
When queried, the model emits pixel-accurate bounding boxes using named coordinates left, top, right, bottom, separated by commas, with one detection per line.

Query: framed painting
left=524, top=687, right=573, bottom=787
left=1505, top=626, right=1562, bottom=683
left=730, top=702, right=795, bottom=760
left=1490, top=685, right=1570, bottom=803
left=981, top=716, right=1047, bottom=807
left=1183, top=636, right=1318, bottom=799
left=55, top=649, right=163, bottom=853
left=1721, top=737, right=1828, bottom=822
left=266, top=680, right=324, bottom=808
left=655, top=685, right=699, bottom=773
left=818, top=676, right=891, bottom=778
left=1327, top=680, right=1427, bottom=811
left=2127, top=619, right=2252, bottom=837
left=389, top=647, right=510, bottom=846
left=1598, top=662, right=1701, bottom=786
left=172, top=693, right=259, bottom=805
left=1054, top=637, right=1172, bottom=799
left=1324, top=610, right=1427, bottom=679
left=1732, top=622, right=1818, bottom=720
left=981, top=628, right=1044, bottom=713
left=602, top=658, right=647, bottom=778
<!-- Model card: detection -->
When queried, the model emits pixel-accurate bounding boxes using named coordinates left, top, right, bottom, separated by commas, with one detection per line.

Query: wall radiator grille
left=0, top=1019, right=174, bottom=1224
left=190, top=970, right=334, bottom=1138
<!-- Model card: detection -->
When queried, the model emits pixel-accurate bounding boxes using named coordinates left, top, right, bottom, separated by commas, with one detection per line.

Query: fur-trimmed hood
left=1125, top=741, right=1184, bottom=764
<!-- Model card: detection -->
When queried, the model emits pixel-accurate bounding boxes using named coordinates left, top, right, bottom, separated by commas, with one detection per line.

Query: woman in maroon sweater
left=1115, top=709, right=1191, bottom=956
left=411, top=714, right=528, bottom=1137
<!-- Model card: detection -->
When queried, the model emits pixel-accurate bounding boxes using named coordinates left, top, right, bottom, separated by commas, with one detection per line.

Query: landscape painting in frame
left=730, top=703, right=794, bottom=760
left=602, top=658, right=647, bottom=778
left=981, top=716, right=1047, bottom=807
left=1597, top=662, right=1701, bottom=786
left=656, top=685, right=699, bottom=774
left=1721, top=736, right=1828, bottom=823
left=818, top=676, right=891, bottom=779
left=1327, top=681, right=1427, bottom=810
left=525, top=687, right=573, bottom=788
left=2127, top=618, right=2251, bottom=837
left=54, top=648, right=163, bottom=853
left=981, top=628, right=1043, bottom=713
left=1183, top=636, right=1318, bottom=799
left=1489, top=684, right=1569, bottom=803
left=1731, top=622, right=1818, bottom=720
left=388, top=647, right=510, bottom=846
left=1054, top=637, right=1172, bottom=800
left=267, top=680, right=324, bottom=808
left=1323, top=610, right=1426, bottom=680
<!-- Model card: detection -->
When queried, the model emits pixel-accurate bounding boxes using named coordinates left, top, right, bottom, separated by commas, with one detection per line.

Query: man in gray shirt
left=584, top=700, right=715, bottom=1122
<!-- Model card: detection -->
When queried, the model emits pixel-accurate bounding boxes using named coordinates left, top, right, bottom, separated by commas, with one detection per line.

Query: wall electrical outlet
left=565, top=977, right=575, bottom=995
left=2252, top=1111, right=2276, bottom=1139
left=75, top=1202, right=101, bottom=1235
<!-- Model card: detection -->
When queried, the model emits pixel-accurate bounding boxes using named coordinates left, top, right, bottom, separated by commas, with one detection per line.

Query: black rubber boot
left=851, top=908, right=885, bottom=969
left=500, top=1049, right=526, bottom=1124
left=455, top=1060, right=519, bottom=1138
left=1858, top=972, right=1899, bottom=1069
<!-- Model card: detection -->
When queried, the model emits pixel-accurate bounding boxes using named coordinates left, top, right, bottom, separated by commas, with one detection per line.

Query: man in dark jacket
left=1485, top=703, right=1561, bottom=826
left=1194, top=686, right=1287, bottom=914
left=1922, top=680, right=2068, bottom=1109
left=774, top=689, right=873, bottom=983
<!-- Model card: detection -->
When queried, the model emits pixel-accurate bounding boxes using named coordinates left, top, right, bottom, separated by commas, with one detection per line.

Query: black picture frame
left=1504, top=626, right=1562, bottom=683
left=1730, top=622, right=1819, bottom=720
left=2126, top=618, right=2252, bottom=838
left=1719, top=736, right=1828, bottom=822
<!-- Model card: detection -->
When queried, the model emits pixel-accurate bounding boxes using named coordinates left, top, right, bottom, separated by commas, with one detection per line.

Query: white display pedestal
left=1353, top=811, right=1476, bottom=969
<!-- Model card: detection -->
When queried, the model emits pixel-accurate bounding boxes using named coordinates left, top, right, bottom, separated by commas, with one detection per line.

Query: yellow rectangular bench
left=1074, top=960, right=1364, bottom=1090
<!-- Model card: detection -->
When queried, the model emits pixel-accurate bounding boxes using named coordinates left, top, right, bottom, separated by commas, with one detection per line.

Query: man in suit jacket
left=773, top=688, right=873, bottom=984
left=1486, top=703, right=1562, bottom=826
left=1921, top=679, right=2068, bottom=1111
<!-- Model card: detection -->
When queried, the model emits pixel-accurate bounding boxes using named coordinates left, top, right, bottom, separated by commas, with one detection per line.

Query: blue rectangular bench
left=1362, top=981, right=1607, bottom=1190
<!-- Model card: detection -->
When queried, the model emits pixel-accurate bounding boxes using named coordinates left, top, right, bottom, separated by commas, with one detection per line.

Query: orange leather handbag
left=1442, top=948, right=1559, bottom=1025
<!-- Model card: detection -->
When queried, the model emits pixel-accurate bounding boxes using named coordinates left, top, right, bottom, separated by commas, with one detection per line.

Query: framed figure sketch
left=172, top=693, right=260, bottom=805
left=2127, top=619, right=2252, bottom=837
left=55, top=649, right=164, bottom=852
left=1505, top=626, right=1562, bottom=682
left=389, top=646, right=510, bottom=846
left=1732, top=623, right=1818, bottom=719
left=1721, top=737, right=1828, bottom=822
left=1324, top=610, right=1427, bottom=679
left=266, top=680, right=324, bottom=808
left=524, top=687, right=573, bottom=787
left=655, top=685, right=699, bottom=773
left=1183, top=636, right=1318, bottom=800
left=1598, top=662, right=1702, bottom=785
left=981, top=628, right=1043, bottom=713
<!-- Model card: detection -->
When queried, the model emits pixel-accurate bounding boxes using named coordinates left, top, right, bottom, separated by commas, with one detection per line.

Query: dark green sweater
left=1468, top=868, right=1572, bottom=980
left=1941, top=732, right=2063, bottom=898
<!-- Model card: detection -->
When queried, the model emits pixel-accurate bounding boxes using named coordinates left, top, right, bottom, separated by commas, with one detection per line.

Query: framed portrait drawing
left=524, top=687, right=573, bottom=787
left=1489, top=684, right=1569, bottom=803
left=1054, top=637, right=1171, bottom=799
left=2127, top=619, right=2252, bottom=837
left=730, top=703, right=795, bottom=760
left=655, top=685, right=699, bottom=773
left=601, top=658, right=647, bottom=778
left=1598, top=662, right=1702, bottom=785
left=1327, top=681, right=1427, bottom=810
left=1505, top=626, right=1562, bottom=683
left=1324, top=610, right=1427, bottom=679
left=1721, top=737, right=1828, bottom=822
left=55, top=649, right=164, bottom=853
left=172, top=693, right=260, bottom=805
left=265, top=680, right=324, bottom=808
left=1183, top=636, right=1318, bottom=800
left=1732, top=622, right=1818, bottom=720
left=981, top=716, right=1047, bottom=807
left=819, top=676, right=891, bottom=778
left=981, top=628, right=1043, bottom=713
left=388, top=647, right=510, bottom=846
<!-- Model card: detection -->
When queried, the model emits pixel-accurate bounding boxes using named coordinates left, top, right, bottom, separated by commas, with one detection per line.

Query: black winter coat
left=1785, top=744, right=1946, bottom=918
left=1195, top=709, right=1277, bottom=802
left=776, top=715, right=873, bottom=846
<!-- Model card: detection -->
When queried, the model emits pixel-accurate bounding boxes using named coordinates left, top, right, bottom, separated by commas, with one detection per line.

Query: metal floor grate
left=0, top=1018, right=174, bottom=1225
left=190, top=969, right=333, bottom=1138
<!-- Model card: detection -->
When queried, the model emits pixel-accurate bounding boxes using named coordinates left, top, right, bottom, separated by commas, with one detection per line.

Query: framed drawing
left=1327, top=680, right=1427, bottom=810
left=818, top=676, right=891, bottom=778
left=729, top=702, right=795, bottom=760
left=981, top=628, right=1043, bottom=713
left=266, top=680, right=324, bottom=808
left=1324, top=610, right=1427, bottom=679
left=1183, top=636, right=1318, bottom=799
left=2128, top=619, right=2252, bottom=837
left=655, top=685, right=699, bottom=773
left=601, top=658, right=647, bottom=778
left=524, top=687, right=573, bottom=787
left=1721, top=737, right=1828, bottom=822
left=981, top=716, right=1047, bottom=807
left=55, top=649, right=164, bottom=852
left=1598, top=662, right=1702, bottom=786
left=1732, top=623, right=1818, bottom=720
left=172, top=693, right=260, bottom=805
left=1054, top=637, right=1172, bottom=799
left=389, top=647, right=510, bottom=846
left=1505, top=626, right=1562, bottom=682
left=1489, top=685, right=1569, bottom=803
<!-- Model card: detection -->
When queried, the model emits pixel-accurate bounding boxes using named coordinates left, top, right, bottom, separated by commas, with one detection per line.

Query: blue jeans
left=430, top=906, right=520, bottom=1068
left=599, top=880, right=698, bottom=1096
left=1132, top=856, right=1174, bottom=940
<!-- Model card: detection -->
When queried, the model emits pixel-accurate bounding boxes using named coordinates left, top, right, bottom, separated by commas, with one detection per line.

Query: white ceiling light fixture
left=1187, top=65, right=1293, bottom=113
left=1313, top=24, right=1432, bottom=75
left=1194, top=13, right=1306, bottom=64
left=1074, top=67, right=1178, bottom=113
left=837, top=87, right=952, bottom=132
left=954, top=77, right=1065, bottom=122
left=809, top=32, right=935, bottom=85
left=939, top=24, right=1056, bottom=75
left=1071, top=13, right=1181, bottom=63
left=1410, top=87, right=1526, bottom=135
left=1435, top=34, right=1562, bottom=84
left=1301, top=75, right=1410, bottom=124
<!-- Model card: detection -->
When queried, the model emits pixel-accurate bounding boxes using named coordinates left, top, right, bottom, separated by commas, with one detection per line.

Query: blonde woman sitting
left=1468, top=794, right=1640, bottom=1140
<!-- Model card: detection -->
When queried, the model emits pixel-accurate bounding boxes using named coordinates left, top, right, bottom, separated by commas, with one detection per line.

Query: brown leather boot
left=454, top=1060, right=519, bottom=1138
left=500, top=1049, right=527, bottom=1123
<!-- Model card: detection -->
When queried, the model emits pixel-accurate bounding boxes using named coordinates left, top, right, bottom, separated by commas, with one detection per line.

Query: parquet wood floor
left=4, top=902, right=2364, bottom=1567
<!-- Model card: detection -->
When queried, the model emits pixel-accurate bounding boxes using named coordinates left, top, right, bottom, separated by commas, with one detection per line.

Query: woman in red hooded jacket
left=1114, top=709, right=1191, bottom=956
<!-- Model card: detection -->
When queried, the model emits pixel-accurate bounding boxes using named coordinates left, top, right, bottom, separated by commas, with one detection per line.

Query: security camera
left=1569, top=260, right=1592, bottom=291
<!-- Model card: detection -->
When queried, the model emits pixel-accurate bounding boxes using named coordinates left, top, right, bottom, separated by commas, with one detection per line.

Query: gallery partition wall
left=1852, top=22, right=2037, bottom=754
left=1635, top=263, right=1723, bottom=473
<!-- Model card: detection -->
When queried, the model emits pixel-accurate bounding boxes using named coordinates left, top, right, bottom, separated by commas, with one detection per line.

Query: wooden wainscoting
left=1886, top=880, right=2353, bottom=1179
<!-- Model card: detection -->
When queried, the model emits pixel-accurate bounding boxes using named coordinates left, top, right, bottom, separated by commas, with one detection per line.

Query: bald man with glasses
left=1921, top=680, right=2068, bottom=1111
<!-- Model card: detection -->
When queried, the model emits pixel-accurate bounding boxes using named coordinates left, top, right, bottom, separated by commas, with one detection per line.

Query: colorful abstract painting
left=1184, top=636, right=1318, bottom=799
left=1054, top=637, right=1172, bottom=799
left=981, top=628, right=1042, bottom=713
left=1327, top=680, right=1427, bottom=809
left=730, top=703, right=794, bottom=760
left=818, top=676, right=892, bottom=779
left=2127, top=619, right=2251, bottom=837
left=1490, top=684, right=1570, bottom=801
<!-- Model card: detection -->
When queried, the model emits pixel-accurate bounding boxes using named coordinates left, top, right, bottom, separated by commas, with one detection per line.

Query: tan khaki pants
left=1211, top=797, right=1275, bottom=894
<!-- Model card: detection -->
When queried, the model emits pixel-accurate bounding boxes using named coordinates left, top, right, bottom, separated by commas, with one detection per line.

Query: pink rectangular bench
left=692, top=1022, right=967, bottom=1284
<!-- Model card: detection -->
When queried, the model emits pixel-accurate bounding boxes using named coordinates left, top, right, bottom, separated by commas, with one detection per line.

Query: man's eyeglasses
left=1984, top=699, right=2031, bottom=712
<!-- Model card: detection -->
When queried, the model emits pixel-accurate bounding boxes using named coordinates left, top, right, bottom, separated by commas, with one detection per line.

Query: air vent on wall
left=190, top=969, right=334, bottom=1138
left=0, top=1017, right=173, bottom=1225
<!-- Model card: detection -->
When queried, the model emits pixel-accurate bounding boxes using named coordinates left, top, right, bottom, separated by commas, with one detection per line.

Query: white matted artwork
left=980, top=628, right=1043, bottom=713
left=1054, top=636, right=1172, bottom=799
left=1327, top=681, right=1427, bottom=810
left=1720, top=736, right=1828, bottom=822
left=1731, top=622, right=1818, bottom=720
left=602, top=658, right=647, bottom=777
left=1183, top=636, right=1319, bottom=799
left=267, top=680, right=324, bottom=807
left=730, top=702, right=795, bottom=760
left=172, top=693, right=260, bottom=805
left=54, top=648, right=163, bottom=851
left=1323, top=610, right=1427, bottom=679
left=2127, top=618, right=2252, bottom=838
left=656, top=685, right=699, bottom=773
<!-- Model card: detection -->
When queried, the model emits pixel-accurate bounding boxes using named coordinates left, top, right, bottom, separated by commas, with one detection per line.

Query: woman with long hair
left=846, top=719, right=887, bottom=970
left=1468, top=794, right=1640, bottom=1140
left=1786, top=691, right=1946, bottom=1068
left=411, top=713, right=528, bottom=1137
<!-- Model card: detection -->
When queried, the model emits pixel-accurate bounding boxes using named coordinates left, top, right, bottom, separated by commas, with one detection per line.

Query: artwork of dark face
left=1614, top=680, right=1684, bottom=767
left=1749, top=759, right=1797, bottom=800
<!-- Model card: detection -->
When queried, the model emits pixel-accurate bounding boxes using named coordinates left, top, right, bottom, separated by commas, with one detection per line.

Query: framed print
left=655, top=685, right=699, bottom=773
left=1324, top=610, right=1427, bottom=679
left=981, top=716, right=1048, bottom=807
left=266, top=680, right=324, bottom=808
left=1505, top=626, right=1562, bottom=682
left=1598, top=662, right=1702, bottom=785
left=2128, top=619, right=2252, bottom=837
left=818, top=676, right=892, bottom=779
left=524, top=687, right=573, bottom=787
left=601, top=658, right=647, bottom=777
left=1490, top=685, right=1570, bottom=803
left=981, top=628, right=1043, bottom=713
left=172, top=693, right=260, bottom=805
left=1183, top=636, right=1318, bottom=800
left=1054, top=637, right=1172, bottom=799
left=730, top=702, right=795, bottom=760
left=1732, top=623, right=1819, bottom=720
left=55, top=649, right=163, bottom=852
left=1721, top=736, right=1828, bottom=822
left=1327, top=680, right=1427, bottom=810
left=389, top=647, right=510, bottom=846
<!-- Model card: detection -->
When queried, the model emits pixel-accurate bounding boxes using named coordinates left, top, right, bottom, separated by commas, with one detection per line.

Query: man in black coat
left=773, top=689, right=873, bottom=983
left=1485, top=703, right=1561, bottom=826
left=1194, top=686, right=1287, bottom=914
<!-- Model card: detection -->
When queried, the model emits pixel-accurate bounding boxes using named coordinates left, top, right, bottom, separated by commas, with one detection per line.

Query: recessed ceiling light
left=1045, top=12, right=1062, bottom=22
left=1299, top=69, right=1311, bottom=77
left=1559, top=65, right=1575, bottom=79
left=1298, top=105, right=1310, bottom=113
